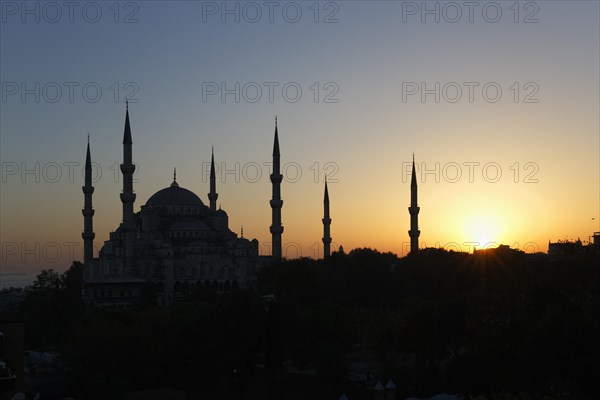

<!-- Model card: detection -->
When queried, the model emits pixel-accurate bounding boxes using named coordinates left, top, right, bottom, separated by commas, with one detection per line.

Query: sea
left=0, top=274, right=35, bottom=289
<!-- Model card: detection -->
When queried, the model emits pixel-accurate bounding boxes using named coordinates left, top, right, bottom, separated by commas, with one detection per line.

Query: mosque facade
left=82, top=105, right=267, bottom=307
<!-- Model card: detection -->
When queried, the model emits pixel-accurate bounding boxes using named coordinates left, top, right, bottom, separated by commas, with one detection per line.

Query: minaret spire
left=322, top=176, right=332, bottom=259
left=123, top=102, right=132, bottom=145
left=208, top=146, right=218, bottom=211
left=120, top=103, right=136, bottom=272
left=273, top=119, right=280, bottom=156
left=408, top=155, right=420, bottom=255
left=82, top=136, right=95, bottom=268
left=270, top=117, right=284, bottom=262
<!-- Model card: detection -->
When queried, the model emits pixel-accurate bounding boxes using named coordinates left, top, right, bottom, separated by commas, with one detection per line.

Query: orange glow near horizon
left=1, top=141, right=598, bottom=278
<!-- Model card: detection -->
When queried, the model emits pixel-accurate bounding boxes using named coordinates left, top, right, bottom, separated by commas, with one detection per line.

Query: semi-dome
left=145, top=180, right=204, bottom=207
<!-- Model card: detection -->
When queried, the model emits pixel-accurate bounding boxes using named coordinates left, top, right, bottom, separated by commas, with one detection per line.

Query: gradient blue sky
left=1, top=1, right=599, bottom=280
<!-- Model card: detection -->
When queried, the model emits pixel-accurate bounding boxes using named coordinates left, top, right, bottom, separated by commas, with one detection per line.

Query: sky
left=1, top=0, right=599, bottom=280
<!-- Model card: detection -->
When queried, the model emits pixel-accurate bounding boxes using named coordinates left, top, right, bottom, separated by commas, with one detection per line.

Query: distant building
left=548, top=239, right=584, bottom=257
left=591, top=231, right=600, bottom=252
left=473, top=244, right=524, bottom=258
left=82, top=105, right=274, bottom=308
left=548, top=233, right=599, bottom=258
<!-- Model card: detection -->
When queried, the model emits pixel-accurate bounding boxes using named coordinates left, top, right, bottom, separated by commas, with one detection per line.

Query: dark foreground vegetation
left=2, top=248, right=599, bottom=399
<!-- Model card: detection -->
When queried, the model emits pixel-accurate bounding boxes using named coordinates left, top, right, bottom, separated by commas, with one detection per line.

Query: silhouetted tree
left=20, top=262, right=84, bottom=347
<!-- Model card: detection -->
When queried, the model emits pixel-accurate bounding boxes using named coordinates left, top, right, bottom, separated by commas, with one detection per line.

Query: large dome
left=145, top=183, right=204, bottom=207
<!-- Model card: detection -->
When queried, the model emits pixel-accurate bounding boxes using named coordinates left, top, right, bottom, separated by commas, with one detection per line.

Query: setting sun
left=463, top=214, right=504, bottom=250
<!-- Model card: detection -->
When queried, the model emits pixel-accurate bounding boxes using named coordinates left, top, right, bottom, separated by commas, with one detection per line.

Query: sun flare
left=463, top=214, right=503, bottom=250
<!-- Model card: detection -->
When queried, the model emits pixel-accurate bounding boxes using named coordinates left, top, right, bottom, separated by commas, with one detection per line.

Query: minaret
left=322, top=177, right=332, bottom=258
left=82, top=135, right=95, bottom=268
left=120, top=101, right=136, bottom=272
left=120, top=101, right=136, bottom=225
left=408, top=154, right=420, bottom=255
left=269, top=117, right=284, bottom=262
left=208, top=146, right=218, bottom=211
